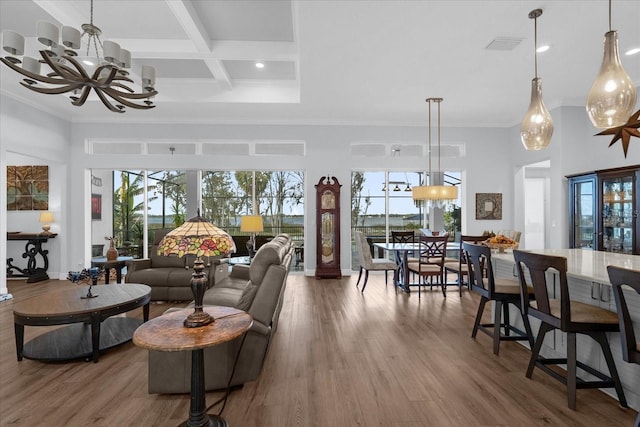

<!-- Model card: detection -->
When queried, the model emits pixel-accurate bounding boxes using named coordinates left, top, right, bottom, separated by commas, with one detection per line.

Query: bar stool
left=513, top=250, right=627, bottom=410
left=608, top=265, right=640, bottom=427
left=464, top=243, right=534, bottom=355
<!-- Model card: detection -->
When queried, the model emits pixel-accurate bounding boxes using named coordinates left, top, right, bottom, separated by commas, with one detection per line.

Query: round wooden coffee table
left=13, top=283, right=151, bottom=363
left=134, top=306, right=252, bottom=427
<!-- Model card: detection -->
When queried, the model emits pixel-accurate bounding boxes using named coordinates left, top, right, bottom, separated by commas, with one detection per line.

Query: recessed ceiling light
left=536, top=45, right=550, bottom=53
left=625, top=47, right=640, bottom=56
left=255, top=62, right=265, bottom=69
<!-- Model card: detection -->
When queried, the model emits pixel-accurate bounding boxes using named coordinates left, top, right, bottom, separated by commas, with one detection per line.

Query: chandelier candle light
left=520, top=8, right=554, bottom=151
left=412, top=97, right=458, bottom=208
left=586, top=0, right=636, bottom=129
left=0, top=0, right=158, bottom=113
left=158, top=212, right=235, bottom=328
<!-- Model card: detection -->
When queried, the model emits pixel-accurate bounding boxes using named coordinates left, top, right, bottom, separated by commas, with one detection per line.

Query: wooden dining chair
left=391, top=231, right=416, bottom=259
left=391, top=231, right=417, bottom=281
left=444, top=235, right=487, bottom=296
left=464, top=242, right=534, bottom=355
left=513, top=250, right=627, bottom=410
left=353, top=230, right=398, bottom=292
left=607, top=265, right=640, bottom=427
left=407, top=234, right=448, bottom=298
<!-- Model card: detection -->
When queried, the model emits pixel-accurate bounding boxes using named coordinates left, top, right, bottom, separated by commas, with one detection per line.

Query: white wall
left=509, top=105, right=640, bottom=250
left=3, top=95, right=637, bottom=287
left=67, top=122, right=515, bottom=275
left=1, top=96, right=70, bottom=293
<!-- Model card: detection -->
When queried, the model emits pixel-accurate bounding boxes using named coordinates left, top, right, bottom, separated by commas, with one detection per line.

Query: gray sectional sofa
left=147, top=233, right=294, bottom=393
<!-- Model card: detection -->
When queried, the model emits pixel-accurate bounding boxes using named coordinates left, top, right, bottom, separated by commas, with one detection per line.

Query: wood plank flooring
left=0, top=275, right=636, bottom=426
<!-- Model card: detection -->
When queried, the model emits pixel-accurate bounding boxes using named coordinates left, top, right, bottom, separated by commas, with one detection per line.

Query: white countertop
left=492, top=249, right=640, bottom=285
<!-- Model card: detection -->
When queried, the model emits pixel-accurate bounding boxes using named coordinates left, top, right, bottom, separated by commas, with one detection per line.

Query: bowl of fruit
left=484, top=234, right=518, bottom=253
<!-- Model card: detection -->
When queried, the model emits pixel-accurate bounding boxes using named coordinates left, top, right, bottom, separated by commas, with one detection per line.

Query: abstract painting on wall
left=6, top=165, right=49, bottom=210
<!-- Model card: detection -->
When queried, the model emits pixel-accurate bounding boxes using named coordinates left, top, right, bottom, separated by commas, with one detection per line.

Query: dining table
left=373, top=241, right=459, bottom=292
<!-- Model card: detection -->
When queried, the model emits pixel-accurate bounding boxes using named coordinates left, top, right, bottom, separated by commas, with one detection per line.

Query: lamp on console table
left=39, top=211, right=54, bottom=236
left=240, top=215, right=264, bottom=258
left=157, top=211, right=235, bottom=328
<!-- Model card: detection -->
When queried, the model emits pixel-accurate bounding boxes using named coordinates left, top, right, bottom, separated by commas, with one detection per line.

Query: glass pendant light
left=586, top=0, right=637, bottom=129
left=520, top=8, right=554, bottom=151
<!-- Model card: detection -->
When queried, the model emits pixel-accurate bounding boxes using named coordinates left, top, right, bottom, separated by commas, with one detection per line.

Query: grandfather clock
left=315, top=176, right=341, bottom=279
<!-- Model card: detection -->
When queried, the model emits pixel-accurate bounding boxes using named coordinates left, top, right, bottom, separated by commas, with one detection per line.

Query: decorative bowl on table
left=484, top=235, right=518, bottom=253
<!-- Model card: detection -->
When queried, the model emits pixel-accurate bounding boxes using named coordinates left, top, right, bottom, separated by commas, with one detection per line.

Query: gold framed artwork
left=6, top=165, right=49, bottom=210
left=475, top=192, right=502, bottom=220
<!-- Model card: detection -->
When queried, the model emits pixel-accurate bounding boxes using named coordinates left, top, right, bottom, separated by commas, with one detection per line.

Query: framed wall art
left=91, top=193, right=102, bottom=220
left=6, top=165, right=49, bottom=210
left=475, top=192, right=502, bottom=220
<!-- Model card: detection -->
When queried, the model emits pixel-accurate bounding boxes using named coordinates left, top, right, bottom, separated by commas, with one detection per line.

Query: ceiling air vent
left=485, top=37, right=523, bottom=51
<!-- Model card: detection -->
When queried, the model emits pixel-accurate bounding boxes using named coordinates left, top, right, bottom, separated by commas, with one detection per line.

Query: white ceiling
left=1, top=0, right=639, bottom=128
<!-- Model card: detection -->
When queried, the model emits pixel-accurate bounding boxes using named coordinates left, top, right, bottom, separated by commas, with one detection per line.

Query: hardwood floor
left=0, top=275, right=636, bottom=426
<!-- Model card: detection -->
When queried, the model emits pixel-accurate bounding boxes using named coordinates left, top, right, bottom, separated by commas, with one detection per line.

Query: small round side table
left=133, top=306, right=252, bottom=427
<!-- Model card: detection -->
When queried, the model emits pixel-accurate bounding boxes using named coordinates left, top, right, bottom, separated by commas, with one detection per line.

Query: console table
left=7, top=232, right=57, bottom=283
left=133, top=306, right=252, bottom=427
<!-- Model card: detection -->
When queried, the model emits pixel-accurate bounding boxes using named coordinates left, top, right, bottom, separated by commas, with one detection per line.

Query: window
left=351, top=170, right=460, bottom=269
left=202, top=170, right=304, bottom=269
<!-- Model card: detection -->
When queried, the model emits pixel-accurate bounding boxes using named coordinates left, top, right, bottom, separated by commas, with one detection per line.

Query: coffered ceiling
left=1, top=0, right=639, bottom=128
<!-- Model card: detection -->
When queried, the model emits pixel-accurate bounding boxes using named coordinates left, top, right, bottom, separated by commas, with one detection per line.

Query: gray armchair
left=125, top=228, right=227, bottom=301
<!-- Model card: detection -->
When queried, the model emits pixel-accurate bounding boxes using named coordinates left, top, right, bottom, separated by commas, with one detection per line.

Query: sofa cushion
left=167, top=269, right=196, bottom=287
left=203, top=286, right=245, bottom=307
left=151, top=252, right=185, bottom=268
left=249, top=235, right=291, bottom=286
left=127, top=268, right=187, bottom=287
left=235, top=282, right=258, bottom=311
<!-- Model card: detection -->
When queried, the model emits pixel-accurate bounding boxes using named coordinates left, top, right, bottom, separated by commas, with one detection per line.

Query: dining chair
left=444, top=235, right=487, bottom=296
left=513, top=250, right=627, bottom=410
left=464, top=242, right=534, bottom=355
left=353, top=230, right=398, bottom=292
left=407, top=234, right=448, bottom=298
left=391, top=230, right=417, bottom=267
left=607, top=265, right=640, bottom=427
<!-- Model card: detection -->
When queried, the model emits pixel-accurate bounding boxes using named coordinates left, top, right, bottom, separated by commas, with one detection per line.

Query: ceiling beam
left=165, top=0, right=232, bottom=90
left=33, top=0, right=86, bottom=27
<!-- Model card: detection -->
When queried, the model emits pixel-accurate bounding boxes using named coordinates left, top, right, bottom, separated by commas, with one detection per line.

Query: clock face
left=321, top=190, right=335, bottom=209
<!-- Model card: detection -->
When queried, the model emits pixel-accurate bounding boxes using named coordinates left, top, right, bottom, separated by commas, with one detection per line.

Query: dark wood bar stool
left=608, top=265, right=640, bottom=427
left=464, top=243, right=534, bottom=355
left=513, top=250, right=627, bottom=410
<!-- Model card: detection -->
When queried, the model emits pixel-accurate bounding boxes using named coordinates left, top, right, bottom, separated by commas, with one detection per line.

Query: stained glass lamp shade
left=158, top=213, right=236, bottom=327
left=158, top=216, right=235, bottom=258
